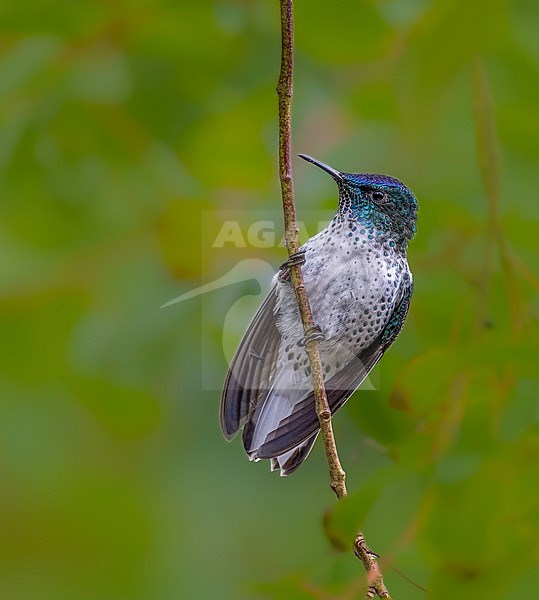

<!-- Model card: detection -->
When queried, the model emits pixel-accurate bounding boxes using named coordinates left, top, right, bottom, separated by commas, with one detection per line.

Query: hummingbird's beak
left=298, top=154, right=343, bottom=182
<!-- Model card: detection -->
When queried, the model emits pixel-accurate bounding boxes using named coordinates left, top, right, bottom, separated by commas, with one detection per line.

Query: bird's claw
left=278, top=250, right=306, bottom=283
left=297, top=324, right=324, bottom=347
left=279, top=250, right=306, bottom=270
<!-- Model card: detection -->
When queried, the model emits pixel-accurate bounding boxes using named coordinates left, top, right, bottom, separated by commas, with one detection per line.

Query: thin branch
left=276, top=0, right=345, bottom=499
left=276, top=1, right=391, bottom=597
left=354, top=534, right=391, bottom=598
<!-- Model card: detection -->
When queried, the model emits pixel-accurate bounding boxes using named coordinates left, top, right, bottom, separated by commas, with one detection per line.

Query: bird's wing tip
left=220, top=413, right=239, bottom=441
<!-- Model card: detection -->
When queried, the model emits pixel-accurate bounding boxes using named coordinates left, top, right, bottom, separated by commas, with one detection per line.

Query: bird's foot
left=297, top=324, right=325, bottom=347
left=280, top=250, right=306, bottom=269
left=278, top=250, right=306, bottom=282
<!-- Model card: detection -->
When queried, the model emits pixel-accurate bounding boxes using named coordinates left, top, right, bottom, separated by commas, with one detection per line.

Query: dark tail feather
left=270, top=432, right=318, bottom=476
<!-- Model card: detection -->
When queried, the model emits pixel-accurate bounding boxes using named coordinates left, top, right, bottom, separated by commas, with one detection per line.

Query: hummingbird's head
left=299, top=154, right=418, bottom=247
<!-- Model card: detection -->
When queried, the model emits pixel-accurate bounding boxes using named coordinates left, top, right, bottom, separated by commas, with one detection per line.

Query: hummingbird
left=220, top=154, right=418, bottom=476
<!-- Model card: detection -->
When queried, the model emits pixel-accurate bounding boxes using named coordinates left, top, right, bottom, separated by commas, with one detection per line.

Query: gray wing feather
left=255, top=339, right=383, bottom=458
left=255, top=280, right=413, bottom=459
left=220, top=286, right=280, bottom=439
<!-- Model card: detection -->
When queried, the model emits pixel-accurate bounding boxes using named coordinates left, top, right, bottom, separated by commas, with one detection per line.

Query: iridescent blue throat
left=336, top=175, right=417, bottom=250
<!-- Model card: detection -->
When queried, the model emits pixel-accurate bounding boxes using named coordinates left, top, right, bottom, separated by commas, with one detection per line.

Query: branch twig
left=354, top=534, right=391, bottom=598
left=276, top=1, right=391, bottom=597
left=276, top=0, right=345, bottom=500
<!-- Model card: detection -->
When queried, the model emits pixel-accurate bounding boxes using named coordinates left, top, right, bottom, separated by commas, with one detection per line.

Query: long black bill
left=298, top=154, right=343, bottom=182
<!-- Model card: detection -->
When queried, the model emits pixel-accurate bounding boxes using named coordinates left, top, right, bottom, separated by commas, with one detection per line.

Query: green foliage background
left=1, top=1, right=538, bottom=598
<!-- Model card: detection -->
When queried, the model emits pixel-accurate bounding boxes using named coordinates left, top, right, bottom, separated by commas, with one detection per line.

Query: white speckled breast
left=274, top=216, right=411, bottom=385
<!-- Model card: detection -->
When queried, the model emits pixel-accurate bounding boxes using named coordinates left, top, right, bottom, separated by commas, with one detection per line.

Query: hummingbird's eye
left=372, top=191, right=387, bottom=203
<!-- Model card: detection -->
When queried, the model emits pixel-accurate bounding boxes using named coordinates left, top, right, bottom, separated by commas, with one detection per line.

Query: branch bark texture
left=276, top=0, right=346, bottom=500
left=276, top=1, right=391, bottom=597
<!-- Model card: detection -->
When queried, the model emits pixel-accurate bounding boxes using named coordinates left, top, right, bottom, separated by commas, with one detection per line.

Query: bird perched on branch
left=220, top=154, right=418, bottom=475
